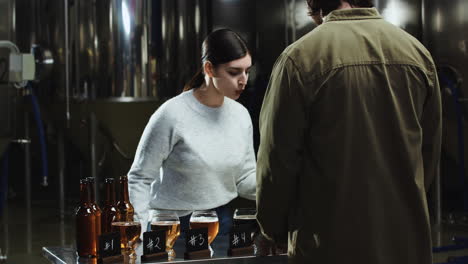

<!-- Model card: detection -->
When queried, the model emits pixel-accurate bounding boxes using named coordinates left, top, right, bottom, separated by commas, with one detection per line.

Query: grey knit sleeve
left=127, top=105, right=177, bottom=227
left=236, top=120, right=257, bottom=200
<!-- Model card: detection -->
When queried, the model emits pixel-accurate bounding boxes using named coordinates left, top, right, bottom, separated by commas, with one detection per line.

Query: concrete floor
left=432, top=223, right=468, bottom=263
left=2, top=198, right=468, bottom=263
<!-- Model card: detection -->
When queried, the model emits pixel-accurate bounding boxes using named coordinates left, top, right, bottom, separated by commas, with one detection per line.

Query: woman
left=128, top=29, right=256, bottom=236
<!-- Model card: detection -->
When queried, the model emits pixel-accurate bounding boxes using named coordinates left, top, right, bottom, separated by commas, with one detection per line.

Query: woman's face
left=211, top=54, right=252, bottom=100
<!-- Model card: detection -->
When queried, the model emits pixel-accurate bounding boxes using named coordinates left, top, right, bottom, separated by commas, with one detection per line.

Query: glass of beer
left=111, top=220, right=141, bottom=258
left=150, top=210, right=181, bottom=260
left=234, top=208, right=258, bottom=253
left=189, top=210, right=219, bottom=255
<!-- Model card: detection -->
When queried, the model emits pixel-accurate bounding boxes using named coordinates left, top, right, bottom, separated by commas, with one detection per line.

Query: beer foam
left=111, top=221, right=140, bottom=226
left=233, top=215, right=256, bottom=220
left=190, top=217, right=218, bottom=223
left=151, top=221, right=180, bottom=225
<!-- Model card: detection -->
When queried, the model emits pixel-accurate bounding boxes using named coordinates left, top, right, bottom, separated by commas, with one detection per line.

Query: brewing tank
left=376, top=0, right=423, bottom=40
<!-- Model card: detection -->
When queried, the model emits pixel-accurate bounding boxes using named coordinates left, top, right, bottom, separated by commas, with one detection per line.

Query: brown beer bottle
left=86, top=177, right=102, bottom=239
left=101, top=178, right=118, bottom=234
left=116, top=175, right=134, bottom=221
left=76, top=178, right=99, bottom=258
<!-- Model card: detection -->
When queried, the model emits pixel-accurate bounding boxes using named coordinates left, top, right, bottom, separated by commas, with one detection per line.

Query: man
left=256, top=0, right=442, bottom=263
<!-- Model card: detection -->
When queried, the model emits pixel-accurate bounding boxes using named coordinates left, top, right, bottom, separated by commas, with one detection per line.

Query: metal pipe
left=421, top=0, right=427, bottom=46
left=0, top=41, right=19, bottom=53
left=291, top=0, right=296, bottom=42
left=57, top=129, right=65, bottom=219
left=64, top=0, right=70, bottom=127
left=58, top=129, right=65, bottom=219
left=24, top=109, right=32, bottom=253
left=284, top=0, right=289, bottom=46
left=0, top=149, right=8, bottom=215
left=89, top=113, right=98, bottom=202
left=1, top=148, right=9, bottom=263
left=1, top=198, right=8, bottom=263
left=58, top=129, right=66, bottom=246
left=10, top=0, right=16, bottom=38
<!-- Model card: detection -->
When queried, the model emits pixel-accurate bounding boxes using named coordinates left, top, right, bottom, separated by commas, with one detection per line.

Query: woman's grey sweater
left=128, top=89, right=256, bottom=226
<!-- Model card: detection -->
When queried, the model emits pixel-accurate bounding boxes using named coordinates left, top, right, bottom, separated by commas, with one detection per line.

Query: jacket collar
left=324, top=8, right=382, bottom=23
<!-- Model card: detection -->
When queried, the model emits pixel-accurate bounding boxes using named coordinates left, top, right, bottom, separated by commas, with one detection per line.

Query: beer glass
left=233, top=208, right=258, bottom=253
left=189, top=210, right=219, bottom=255
left=150, top=210, right=181, bottom=260
left=111, top=220, right=141, bottom=258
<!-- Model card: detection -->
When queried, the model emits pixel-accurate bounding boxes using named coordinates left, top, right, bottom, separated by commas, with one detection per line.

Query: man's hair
left=307, top=0, right=374, bottom=16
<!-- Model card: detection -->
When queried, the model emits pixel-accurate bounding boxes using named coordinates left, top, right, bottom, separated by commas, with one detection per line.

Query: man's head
left=307, top=0, right=374, bottom=24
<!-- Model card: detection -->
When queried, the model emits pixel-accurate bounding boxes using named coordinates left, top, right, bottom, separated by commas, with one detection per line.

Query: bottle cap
left=105, top=178, right=115, bottom=183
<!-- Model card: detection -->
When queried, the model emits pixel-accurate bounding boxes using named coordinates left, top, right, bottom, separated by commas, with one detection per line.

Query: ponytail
left=183, top=68, right=205, bottom=92
left=184, top=29, right=249, bottom=92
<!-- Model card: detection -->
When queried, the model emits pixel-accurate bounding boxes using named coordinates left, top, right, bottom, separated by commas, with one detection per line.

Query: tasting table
left=42, top=234, right=288, bottom=264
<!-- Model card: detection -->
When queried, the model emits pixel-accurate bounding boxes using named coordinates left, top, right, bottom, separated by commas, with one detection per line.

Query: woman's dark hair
left=184, top=28, right=250, bottom=91
left=307, top=0, right=374, bottom=17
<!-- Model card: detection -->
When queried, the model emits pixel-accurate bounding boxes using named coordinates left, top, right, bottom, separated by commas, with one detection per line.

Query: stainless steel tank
left=376, top=0, right=423, bottom=39
left=12, top=0, right=210, bottom=102
left=7, top=0, right=214, bottom=186
left=69, top=0, right=210, bottom=101
left=254, top=0, right=316, bottom=79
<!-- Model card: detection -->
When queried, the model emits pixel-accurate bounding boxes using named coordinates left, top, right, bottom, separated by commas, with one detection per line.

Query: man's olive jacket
left=257, top=8, right=441, bottom=264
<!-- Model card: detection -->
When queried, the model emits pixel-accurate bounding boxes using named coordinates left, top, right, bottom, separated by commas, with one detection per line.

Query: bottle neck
left=105, top=182, right=116, bottom=204
left=80, top=182, right=91, bottom=204
left=120, top=178, right=130, bottom=202
left=88, top=180, right=96, bottom=204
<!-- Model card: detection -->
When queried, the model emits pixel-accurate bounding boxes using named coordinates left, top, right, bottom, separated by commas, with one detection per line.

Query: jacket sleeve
left=128, top=105, right=177, bottom=231
left=236, top=121, right=256, bottom=201
left=421, top=66, right=442, bottom=190
left=256, top=53, right=307, bottom=242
